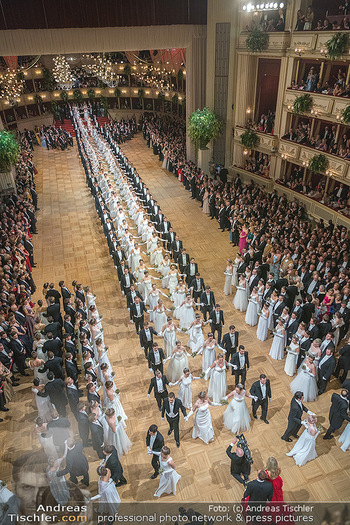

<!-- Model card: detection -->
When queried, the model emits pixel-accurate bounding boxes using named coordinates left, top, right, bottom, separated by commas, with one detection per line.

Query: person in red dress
left=265, top=456, right=284, bottom=502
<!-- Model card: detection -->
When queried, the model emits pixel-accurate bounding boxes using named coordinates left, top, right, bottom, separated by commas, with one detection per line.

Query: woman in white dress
left=231, top=256, right=240, bottom=288
left=339, top=423, right=350, bottom=452
left=178, top=294, right=196, bottom=330
left=223, top=385, right=254, bottom=434
left=147, top=232, right=159, bottom=256
left=129, top=243, right=142, bottom=273
left=151, top=242, right=165, bottom=267
left=284, top=336, right=300, bottom=377
left=96, top=338, right=112, bottom=378
left=257, top=280, right=265, bottom=308
left=153, top=300, right=168, bottom=333
left=32, top=378, right=53, bottom=422
left=33, top=332, right=47, bottom=362
left=197, top=333, right=219, bottom=376
left=286, top=415, right=319, bottom=466
left=206, top=354, right=233, bottom=403
left=138, top=271, right=152, bottom=299
left=154, top=446, right=181, bottom=497
left=97, top=466, right=120, bottom=514
left=33, top=417, right=58, bottom=458
left=331, top=312, right=344, bottom=349
left=267, top=292, right=278, bottom=331
left=290, top=356, right=317, bottom=402
left=103, top=408, right=132, bottom=457
left=46, top=457, right=70, bottom=506
left=166, top=341, right=190, bottom=382
left=172, top=280, right=187, bottom=317
left=146, top=284, right=162, bottom=319
left=269, top=318, right=285, bottom=360
left=224, top=259, right=233, bottom=296
left=256, top=303, right=270, bottom=342
left=169, top=368, right=200, bottom=409
left=187, top=391, right=217, bottom=444
left=104, top=381, right=128, bottom=425
left=245, top=287, right=259, bottom=326
left=167, top=266, right=180, bottom=297
left=159, top=255, right=171, bottom=288
left=303, top=338, right=321, bottom=371
left=159, top=317, right=178, bottom=358
left=233, top=275, right=248, bottom=312
left=28, top=352, right=46, bottom=381
left=187, top=315, right=208, bottom=353
left=280, top=307, right=290, bottom=344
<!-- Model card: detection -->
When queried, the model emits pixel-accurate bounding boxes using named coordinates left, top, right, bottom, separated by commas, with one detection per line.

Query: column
left=234, top=54, right=258, bottom=127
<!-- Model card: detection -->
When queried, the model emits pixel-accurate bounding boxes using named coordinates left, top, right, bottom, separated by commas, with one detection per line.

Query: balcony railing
left=234, top=126, right=279, bottom=152
left=284, top=89, right=350, bottom=124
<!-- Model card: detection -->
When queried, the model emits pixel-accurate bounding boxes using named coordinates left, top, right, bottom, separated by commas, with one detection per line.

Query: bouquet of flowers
left=181, top=328, right=187, bottom=333
left=272, top=331, right=277, bottom=337
left=25, top=357, right=31, bottom=365
left=257, top=310, right=262, bottom=316
left=168, top=293, right=172, bottom=298
left=316, top=424, right=324, bottom=432
left=301, top=365, right=306, bottom=370
left=115, top=388, right=120, bottom=394
left=285, top=346, right=291, bottom=352
left=111, top=371, right=115, bottom=378
left=220, top=399, right=229, bottom=405
left=117, top=415, right=122, bottom=422
left=146, top=252, right=150, bottom=256
left=199, top=372, right=205, bottom=379
left=0, top=481, right=7, bottom=488
left=154, top=264, right=158, bottom=269
left=105, top=346, right=109, bottom=352
left=169, top=306, right=175, bottom=311
left=158, top=468, right=164, bottom=474
left=191, top=352, right=197, bottom=358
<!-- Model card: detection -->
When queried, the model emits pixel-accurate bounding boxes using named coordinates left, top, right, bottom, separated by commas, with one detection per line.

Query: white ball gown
left=245, top=296, right=259, bottom=326
left=286, top=421, right=319, bottom=466
left=192, top=403, right=215, bottom=444
left=233, top=282, right=248, bottom=312
left=269, top=328, right=285, bottom=360
left=177, top=374, right=195, bottom=409
left=162, top=326, right=177, bottom=358
left=284, top=342, right=299, bottom=377
left=98, top=479, right=120, bottom=514
left=256, top=310, right=269, bottom=341
left=147, top=292, right=159, bottom=320
left=103, top=416, right=132, bottom=457
left=223, top=391, right=251, bottom=434
left=168, top=273, right=179, bottom=296
left=105, top=393, right=128, bottom=426
left=200, top=343, right=216, bottom=375
left=268, top=299, right=276, bottom=330
left=154, top=457, right=181, bottom=497
left=167, top=351, right=189, bottom=382
left=32, top=388, right=53, bottom=422
left=207, top=365, right=227, bottom=403
left=187, top=323, right=204, bottom=353
left=289, top=364, right=317, bottom=402
left=173, top=288, right=186, bottom=318
left=224, top=268, right=233, bottom=296
left=153, top=307, right=167, bottom=333
left=152, top=248, right=164, bottom=267
left=339, top=423, right=350, bottom=452
left=179, top=302, right=196, bottom=329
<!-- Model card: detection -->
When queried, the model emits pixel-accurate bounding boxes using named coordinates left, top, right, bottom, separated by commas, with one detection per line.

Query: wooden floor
left=1, top=134, right=350, bottom=503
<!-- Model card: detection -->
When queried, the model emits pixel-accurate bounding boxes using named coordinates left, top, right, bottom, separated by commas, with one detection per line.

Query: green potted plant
left=240, top=129, right=259, bottom=149
left=87, top=89, right=95, bottom=100
left=308, top=153, right=329, bottom=174
left=0, top=130, right=20, bottom=193
left=325, top=33, right=349, bottom=61
left=114, top=87, right=121, bottom=98
left=293, top=93, right=313, bottom=115
left=341, top=105, right=350, bottom=124
left=60, top=91, right=69, bottom=103
left=51, top=100, right=59, bottom=120
left=188, top=107, right=222, bottom=150
left=34, top=94, right=43, bottom=106
left=73, top=89, right=83, bottom=102
left=246, top=28, right=269, bottom=53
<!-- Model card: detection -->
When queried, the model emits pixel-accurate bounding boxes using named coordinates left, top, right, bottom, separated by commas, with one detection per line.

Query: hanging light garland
left=82, top=54, right=118, bottom=87
left=0, top=68, right=24, bottom=105
left=52, top=55, right=75, bottom=90
left=132, top=63, right=176, bottom=91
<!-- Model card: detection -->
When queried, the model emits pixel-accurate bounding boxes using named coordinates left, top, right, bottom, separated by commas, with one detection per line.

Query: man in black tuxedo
left=334, top=338, right=350, bottom=382
left=148, top=342, right=165, bottom=374
left=226, top=438, right=251, bottom=486
left=300, top=295, right=315, bottom=324
left=65, top=377, right=80, bottom=417
left=87, top=382, right=101, bottom=404
left=261, top=282, right=273, bottom=306
left=46, top=283, right=61, bottom=304
left=146, top=424, right=164, bottom=478
left=38, top=371, right=68, bottom=416
left=243, top=470, right=273, bottom=521
left=57, top=439, right=89, bottom=486
left=170, top=235, right=182, bottom=262
left=130, top=296, right=148, bottom=334
left=139, top=321, right=158, bottom=358
left=178, top=248, right=190, bottom=274
left=113, top=244, right=126, bottom=268
left=200, top=285, right=215, bottom=321
left=43, top=351, right=65, bottom=379
left=161, top=392, right=187, bottom=448
left=165, top=227, right=176, bottom=252
left=231, top=345, right=249, bottom=386
left=209, top=305, right=225, bottom=344
left=185, top=258, right=199, bottom=286
left=59, top=280, right=72, bottom=302
left=43, top=317, right=62, bottom=340
left=285, top=312, right=299, bottom=345
left=102, top=444, right=127, bottom=486
left=47, top=297, right=63, bottom=325
left=9, top=332, right=27, bottom=376
left=65, top=352, right=79, bottom=384
left=323, top=389, right=350, bottom=439
left=250, top=374, right=271, bottom=424
left=222, top=325, right=239, bottom=363
left=88, top=412, right=104, bottom=458
left=317, top=347, right=336, bottom=395
left=121, top=267, right=136, bottom=296
left=272, top=295, right=286, bottom=327
left=147, top=370, right=169, bottom=411
left=296, top=332, right=312, bottom=369
left=77, top=401, right=90, bottom=447
left=46, top=410, right=71, bottom=454
left=281, top=391, right=313, bottom=442
left=43, top=333, right=63, bottom=358
left=190, top=272, right=205, bottom=305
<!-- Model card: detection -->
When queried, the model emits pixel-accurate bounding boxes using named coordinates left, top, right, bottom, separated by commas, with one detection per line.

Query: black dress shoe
left=150, top=473, right=159, bottom=479
left=0, top=419, right=3, bottom=423
left=253, top=415, right=257, bottom=419
left=323, top=435, right=333, bottom=440
left=11, top=382, right=19, bottom=387
left=292, top=434, right=299, bottom=438
left=21, top=373, right=29, bottom=377
left=176, top=441, right=180, bottom=448
left=167, top=429, right=173, bottom=436
left=262, top=419, right=269, bottom=424
left=0, top=408, right=9, bottom=412
left=281, top=437, right=292, bottom=442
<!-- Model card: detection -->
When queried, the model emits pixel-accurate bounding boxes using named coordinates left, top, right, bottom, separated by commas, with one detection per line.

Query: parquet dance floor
left=1, top=133, right=349, bottom=503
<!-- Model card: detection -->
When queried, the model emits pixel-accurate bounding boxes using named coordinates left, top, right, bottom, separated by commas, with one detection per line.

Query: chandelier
left=0, top=69, right=24, bottom=105
left=83, top=54, right=117, bottom=87
left=133, top=64, right=174, bottom=91
left=53, top=55, right=75, bottom=90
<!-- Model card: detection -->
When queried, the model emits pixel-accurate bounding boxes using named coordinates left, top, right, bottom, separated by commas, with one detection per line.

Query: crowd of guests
left=243, top=152, right=271, bottom=179
left=36, top=125, right=73, bottom=151
left=247, top=110, right=275, bottom=135
left=295, top=5, right=350, bottom=31
left=100, top=116, right=137, bottom=144
left=289, top=66, right=350, bottom=97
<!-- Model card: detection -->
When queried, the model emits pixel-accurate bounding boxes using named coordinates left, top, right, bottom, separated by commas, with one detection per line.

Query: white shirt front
left=260, top=382, right=266, bottom=398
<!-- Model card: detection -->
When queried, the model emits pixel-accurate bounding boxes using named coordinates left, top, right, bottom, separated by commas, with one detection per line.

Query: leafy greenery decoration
left=34, top=94, right=43, bottom=106
left=60, top=91, right=68, bottom=103
left=138, top=88, right=145, bottom=99
left=325, top=33, right=349, bottom=61
left=308, top=154, right=329, bottom=174
left=188, top=107, right=222, bottom=150
left=172, top=94, right=178, bottom=105
left=246, top=29, right=269, bottom=53
left=73, top=89, right=83, bottom=102
left=341, top=105, right=350, bottom=125
left=157, top=92, right=165, bottom=101
left=240, top=129, right=259, bottom=149
left=87, top=89, right=95, bottom=100
left=51, top=100, right=59, bottom=120
left=293, top=93, right=313, bottom=115
left=0, top=130, right=20, bottom=172
left=124, top=64, right=131, bottom=76
left=42, top=68, right=55, bottom=92
left=100, top=95, right=108, bottom=112
left=114, top=87, right=121, bottom=98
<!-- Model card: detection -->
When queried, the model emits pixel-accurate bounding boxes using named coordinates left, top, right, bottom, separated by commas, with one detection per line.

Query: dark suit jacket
left=190, top=277, right=205, bottom=293
left=57, top=442, right=88, bottom=477
left=105, top=447, right=124, bottom=483
left=43, top=356, right=65, bottom=379
left=66, top=385, right=79, bottom=412
left=146, top=430, right=164, bottom=452
left=38, top=378, right=68, bottom=407
left=226, top=445, right=250, bottom=476
left=47, top=417, right=70, bottom=447
left=200, top=290, right=215, bottom=309
left=250, top=379, right=271, bottom=400
left=318, top=352, right=336, bottom=381
left=46, top=289, right=61, bottom=304
left=90, top=420, right=104, bottom=451
left=287, top=397, right=308, bottom=425
left=64, top=321, right=75, bottom=339
left=43, top=322, right=62, bottom=339
left=328, top=393, right=350, bottom=429
left=148, top=348, right=165, bottom=368
left=338, top=344, right=350, bottom=369
left=130, top=302, right=147, bottom=319
left=243, top=479, right=273, bottom=502
left=231, top=351, right=250, bottom=370
left=47, top=303, right=63, bottom=324
left=65, top=359, right=79, bottom=382
left=161, top=397, right=187, bottom=419
left=148, top=375, right=169, bottom=397
left=43, top=338, right=63, bottom=357
left=222, top=331, right=239, bottom=353
left=209, top=309, right=225, bottom=326
left=139, top=326, right=158, bottom=348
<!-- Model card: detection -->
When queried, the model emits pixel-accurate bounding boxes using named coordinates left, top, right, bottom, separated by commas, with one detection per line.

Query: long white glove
left=186, top=410, right=194, bottom=419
